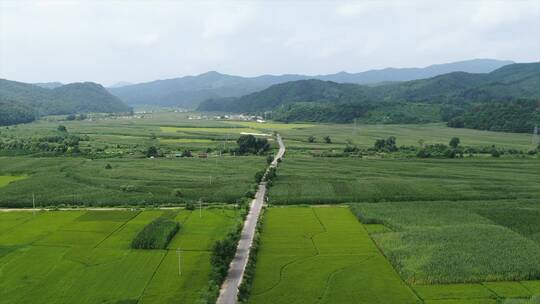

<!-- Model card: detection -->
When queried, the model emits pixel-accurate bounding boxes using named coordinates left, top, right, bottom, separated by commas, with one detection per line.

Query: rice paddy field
left=246, top=207, right=419, bottom=304
left=0, top=156, right=265, bottom=207
left=0, top=208, right=240, bottom=304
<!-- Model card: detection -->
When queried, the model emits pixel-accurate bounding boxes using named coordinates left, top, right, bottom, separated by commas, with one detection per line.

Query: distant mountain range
left=0, top=79, right=131, bottom=126
left=198, top=62, right=540, bottom=132
left=109, top=59, right=513, bottom=108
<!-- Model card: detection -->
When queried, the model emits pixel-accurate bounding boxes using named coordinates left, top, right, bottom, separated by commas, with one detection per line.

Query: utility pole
left=177, top=247, right=182, bottom=276
left=199, top=199, right=202, bottom=218
left=32, top=193, right=36, bottom=216
left=533, top=124, right=539, bottom=146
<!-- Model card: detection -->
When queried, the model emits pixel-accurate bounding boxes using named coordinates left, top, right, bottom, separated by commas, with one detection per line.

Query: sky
left=1, top=0, right=539, bottom=86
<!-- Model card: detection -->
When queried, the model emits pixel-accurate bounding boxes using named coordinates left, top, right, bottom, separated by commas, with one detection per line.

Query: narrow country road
left=216, top=134, right=285, bottom=304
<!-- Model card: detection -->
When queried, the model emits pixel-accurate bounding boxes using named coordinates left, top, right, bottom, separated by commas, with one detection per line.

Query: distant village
left=187, top=114, right=266, bottom=123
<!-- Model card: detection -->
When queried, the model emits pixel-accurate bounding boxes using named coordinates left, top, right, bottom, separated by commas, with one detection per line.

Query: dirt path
left=216, top=134, right=285, bottom=304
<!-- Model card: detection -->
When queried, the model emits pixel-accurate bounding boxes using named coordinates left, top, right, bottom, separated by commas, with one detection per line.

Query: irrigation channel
left=216, top=134, right=286, bottom=304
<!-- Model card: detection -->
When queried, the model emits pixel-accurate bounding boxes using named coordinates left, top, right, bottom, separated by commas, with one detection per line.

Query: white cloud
left=0, top=0, right=538, bottom=85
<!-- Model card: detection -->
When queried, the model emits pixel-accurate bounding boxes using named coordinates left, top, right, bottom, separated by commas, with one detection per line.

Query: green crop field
left=274, top=122, right=536, bottom=152
left=351, top=200, right=540, bottom=284
left=0, top=208, right=240, bottom=304
left=267, top=157, right=540, bottom=204
left=351, top=200, right=540, bottom=302
left=246, top=207, right=420, bottom=304
left=0, top=156, right=265, bottom=207
left=0, top=175, right=27, bottom=188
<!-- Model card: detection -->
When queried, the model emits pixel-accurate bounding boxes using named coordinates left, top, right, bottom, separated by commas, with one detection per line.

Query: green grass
left=0, top=208, right=239, bottom=304
left=351, top=200, right=540, bottom=284
left=267, top=157, right=540, bottom=204
left=0, top=156, right=265, bottom=207
left=247, top=207, right=419, bottom=304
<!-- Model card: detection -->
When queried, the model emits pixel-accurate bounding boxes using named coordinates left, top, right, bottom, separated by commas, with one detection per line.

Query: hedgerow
left=131, top=217, right=180, bottom=249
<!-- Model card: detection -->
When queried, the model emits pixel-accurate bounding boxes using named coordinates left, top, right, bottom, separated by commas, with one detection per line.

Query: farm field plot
left=352, top=200, right=540, bottom=302
left=0, top=175, right=27, bottom=188
left=267, top=157, right=540, bottom=204
left=275, top=123, right=536, bottom=152
left=247, top=207, right=419, bottom=304
left=352, top=200, right=540, bottom=284
left=160, top=126, right=263, bottom=134
left=0, top=112, right=279, bottom=156
left=0, top=208, right=239, bottom=304
left=0, top=155, right=265, bottom=207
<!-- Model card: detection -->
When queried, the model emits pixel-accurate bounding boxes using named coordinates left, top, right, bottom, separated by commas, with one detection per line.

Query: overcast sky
left=1, top=0, right=539, bottom=86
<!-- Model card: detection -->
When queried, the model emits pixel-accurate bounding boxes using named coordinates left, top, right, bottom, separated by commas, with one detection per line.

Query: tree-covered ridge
left=0, top=79, right=131, bottom=126
left=197, top=62, right=540, bottom=131
left=448, top=99, right=540, bottom=133
left=0, top=100, right=36, bottom=126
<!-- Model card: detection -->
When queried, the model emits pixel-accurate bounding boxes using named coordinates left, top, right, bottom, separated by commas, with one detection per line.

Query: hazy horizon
left=1, top=0, right=539, bottom=86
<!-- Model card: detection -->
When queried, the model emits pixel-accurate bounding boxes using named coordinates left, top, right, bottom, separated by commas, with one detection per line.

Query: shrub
left=266, top=155, right=274, bottom=164
left=121, top=185, right=137, bottom=192
left=323, top=136, right=332, bottom=144
left=245, top=190, right=255, bottom=199
left=374, top=136, right=397, bottom=152
left=105, top=163, right=112, bottom=169
left=344, top=145, right=359, bottom=153
left=146, top=146, right=159, bottom=158
left=131, top=217, right=180, bottom=249
left=417, top=149, right=432, bottom=158
left=172, top=188, right=183, bottom=197
left=265, top=167, right=277, bottom=182
left=181, top=149, right=193, bottom=157
left=254, top=171, right=265, bottom=183
left=57, top=125, right=67, bottom=132
left=449, top=137, right=460, bottom=148
left=237, top=135, right=270, bottom=155
left=308, top=136, right=315, bottom=143
left=185, top=201, right=195, bottom=210
left=491, top=149, right=501, bottom=158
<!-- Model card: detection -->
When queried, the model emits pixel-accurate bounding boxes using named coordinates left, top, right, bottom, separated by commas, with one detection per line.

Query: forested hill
left=0, top=79, right=131, bottom=126
left=197, top=62, right=540, bottom=131
left=109, top=59, right=512, bottom=108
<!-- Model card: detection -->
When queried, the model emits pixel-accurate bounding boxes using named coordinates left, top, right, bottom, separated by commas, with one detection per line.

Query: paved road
left=216, top=134, right=285, bottom=304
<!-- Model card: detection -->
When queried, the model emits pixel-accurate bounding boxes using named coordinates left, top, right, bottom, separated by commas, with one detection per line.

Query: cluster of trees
left=307, top=135, right=332, bottom=143
left=0, top=100, right=36, bottom=126
left=131, top=217, right=180, bottom=249
left=374, top=136, right=397, bottom=152
left=0, top=131, right=88, bottom=154
left=334, top=136, right=537, bottom=159
left=145, top=146, right=164, bottom=158
left=65, top=113, right=87, bottom=121
left=206, top=223, right=243, bottom=303
left=236, top=134, right=270, bottom=155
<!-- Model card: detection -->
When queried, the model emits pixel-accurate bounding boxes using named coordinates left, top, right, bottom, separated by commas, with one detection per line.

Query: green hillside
left=198, top=62, right=540, bottom=132
left=0, top=79, right=131, bottom=126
